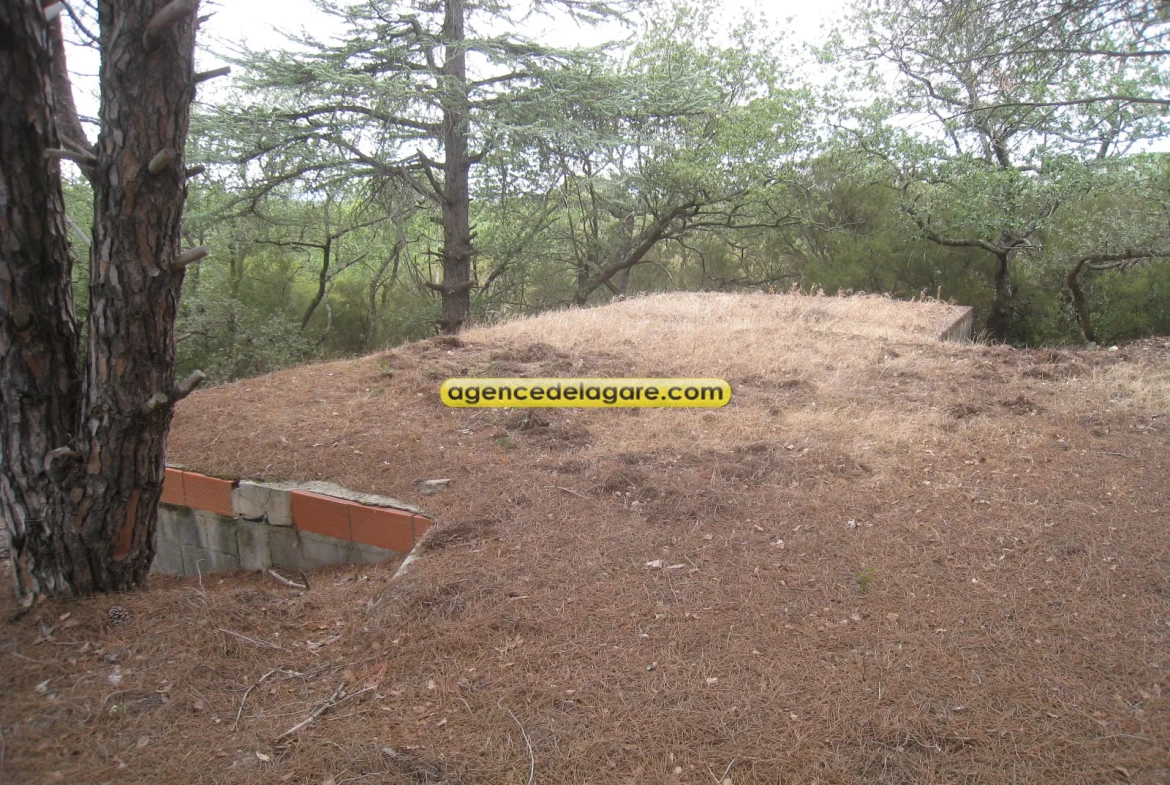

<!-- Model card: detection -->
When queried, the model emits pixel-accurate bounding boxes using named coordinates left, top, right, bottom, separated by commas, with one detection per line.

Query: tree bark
left=0, top=0, right=86, bottom=601
left=75, top=0, right=200, bottom=592
left=0, top=0, right=201, bottom=601
left=438, top=0, right=473, bottom=334
left=302, top=234, right=331, bottom=329
left=984, top=249, right=1014, bottom=342
left=1066, top=257, right=1097, bottom=343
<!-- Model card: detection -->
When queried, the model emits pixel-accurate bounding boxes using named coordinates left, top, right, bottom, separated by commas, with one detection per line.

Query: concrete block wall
left=938, top=307, right=974, bottom=343
left=154, top=468, right=430, bottom=577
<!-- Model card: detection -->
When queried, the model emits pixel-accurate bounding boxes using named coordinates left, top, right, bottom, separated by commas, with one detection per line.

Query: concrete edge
left=153, top=469, right=433, bottom=577
left=938, top=307, right=975, bottom=343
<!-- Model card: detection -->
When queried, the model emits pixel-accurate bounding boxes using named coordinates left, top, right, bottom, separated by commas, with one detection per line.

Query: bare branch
left=171, top=246, right=209, bottom=271
left=173, top=370, right=206, bottom=400
left=193, top=65, right=230, bottom=83
left=148, top=147, right=176, bottom=175
left=44, top=147, right=96, bottom=166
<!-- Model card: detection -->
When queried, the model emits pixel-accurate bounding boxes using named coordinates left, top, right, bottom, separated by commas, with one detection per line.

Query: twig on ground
left=267, top=569, right=306, bottom=590
left=276, top=684, right=373, bottom=740
left=217, top=628, right=287, bottom=652
left=499, top=700, right=535, bottom=785
left=543, top=485, right=589, bottom=499
left=9, top=650, right=55, bottom=666
left=298, top=570, right=311, bottom=590
left=233, top=668, right=279, bottom=729
left=0, top=721, right=6, bottom=770
left=278, top=684, right=345, bottom=740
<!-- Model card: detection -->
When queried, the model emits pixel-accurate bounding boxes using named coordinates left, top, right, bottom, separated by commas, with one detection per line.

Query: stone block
left=157, top=505, right=200, bottom=546
left=152, top=536, right=186, bottom=575
left=349, top=540, right=399, bottom=566
left=181, top=544, right=239, bottom=575
left=267, top=525, right=308, bottom=572
left=236, top=519, right=272, bottom=571
left=193, top=510, right=240, bottom=557
left=233, top=481, right=294, bottom=526
left=297, top=530, right=357, bottom=569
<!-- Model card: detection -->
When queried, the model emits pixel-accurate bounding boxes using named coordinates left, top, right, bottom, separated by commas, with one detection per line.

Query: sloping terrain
left=3, top=292, right=1169, bottom=785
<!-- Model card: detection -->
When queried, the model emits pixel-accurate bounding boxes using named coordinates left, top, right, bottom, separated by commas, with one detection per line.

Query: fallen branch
left=267, top=569, right=306, bottom=590
left=276, top=684, right=374, bottom=740
left=217, top=628, right=286, bottom=652
left=232, top=668, right=278, bottom=729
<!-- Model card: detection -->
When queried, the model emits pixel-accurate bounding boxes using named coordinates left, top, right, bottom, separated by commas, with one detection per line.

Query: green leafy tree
left=206, top=0, right=628, bottom=333
left=835, top=0, right=1168, bottom=340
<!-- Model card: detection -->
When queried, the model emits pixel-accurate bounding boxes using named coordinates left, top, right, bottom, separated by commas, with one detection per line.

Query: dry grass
left=3, top=292, right=1169, bottom=784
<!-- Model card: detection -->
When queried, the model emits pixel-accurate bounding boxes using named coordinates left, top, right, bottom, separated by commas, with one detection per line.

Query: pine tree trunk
left=0, top=0, right=200, bottom=601
left=77, top=0, right=199, bottom=591
left=0, top=0, right=86, bottom=601
left=439, top=0, right=473, bottom=334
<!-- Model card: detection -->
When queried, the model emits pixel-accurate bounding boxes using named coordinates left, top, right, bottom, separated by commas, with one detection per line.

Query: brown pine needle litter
left=3, top=292, right=1169, bottom=784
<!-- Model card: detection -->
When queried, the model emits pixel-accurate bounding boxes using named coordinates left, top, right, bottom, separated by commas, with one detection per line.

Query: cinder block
left=161, top=468, right=185, bottom=505
left=156, top=505, right=200, bottom=546
left=233, top=481, right=294, bottom=526
left=183, top=472, right=235, bottom=516
left=267, top=526, right=308, bottom=572
left=193, top=509, right=240, bottom=557
left=349, top=540, right=399, bottom=566
left=181, top=544, right=239, bottom=575
left=350, top=505, right=414, bottom=553
left=236, top=519, right=271, bottom=571
left=151, top=536, right=186, bottom=574
left=298, top=530, right=359, bottom=569
left=291, top=491, right=353, bottom=541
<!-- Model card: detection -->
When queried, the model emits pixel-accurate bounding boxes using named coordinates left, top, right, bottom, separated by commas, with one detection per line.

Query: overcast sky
left=194, top=0, right=846, bottom=57
left=67, top=0, right=848, bottom=133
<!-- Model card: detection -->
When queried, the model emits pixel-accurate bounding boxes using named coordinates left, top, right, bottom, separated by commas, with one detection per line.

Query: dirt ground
left=3, top=292, right=1169, bottom=785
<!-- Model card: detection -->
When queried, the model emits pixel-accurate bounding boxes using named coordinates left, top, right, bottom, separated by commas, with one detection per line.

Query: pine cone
left=107, top=606, right=131, bottom=626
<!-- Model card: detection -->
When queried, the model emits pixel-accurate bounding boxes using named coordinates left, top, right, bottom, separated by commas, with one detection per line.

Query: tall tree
left=210, top=0, right=625, bottom=333
left=476, top=1, right=813, bottom=308
left=1, top=0, right=205, bottom=602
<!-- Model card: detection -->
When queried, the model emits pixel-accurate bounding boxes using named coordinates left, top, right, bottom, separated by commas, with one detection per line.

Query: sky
left=194, top=0, right=847, bottom=58
left=67, top=0, right=850, bottom=137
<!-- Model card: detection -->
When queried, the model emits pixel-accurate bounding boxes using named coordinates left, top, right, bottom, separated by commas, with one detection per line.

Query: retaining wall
left=153, top=468, right=430, bottom=576
left=938, top=306, right=974, bottom=343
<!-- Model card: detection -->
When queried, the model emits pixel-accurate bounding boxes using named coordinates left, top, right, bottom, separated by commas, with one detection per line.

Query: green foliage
left=163, top=0, right=1170, bottom=379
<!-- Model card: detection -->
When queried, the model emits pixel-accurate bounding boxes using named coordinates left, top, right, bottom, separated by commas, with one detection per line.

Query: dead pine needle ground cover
left=3, top=292, right=1170, bottom=785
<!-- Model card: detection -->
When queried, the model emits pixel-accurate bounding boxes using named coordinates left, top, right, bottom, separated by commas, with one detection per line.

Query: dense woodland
left=68, top=0, right=1170, bottom=381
